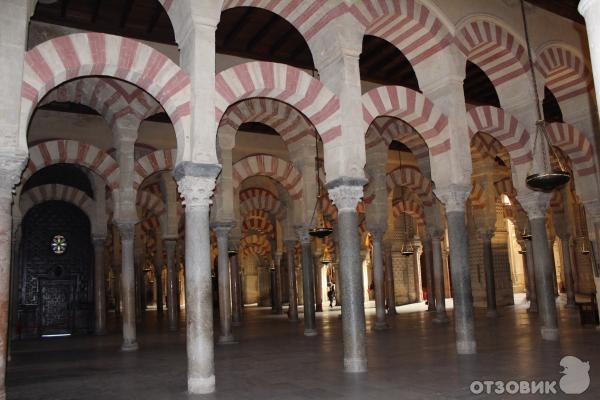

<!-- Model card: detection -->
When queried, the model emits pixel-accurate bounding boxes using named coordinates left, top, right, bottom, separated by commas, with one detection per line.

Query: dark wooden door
left=18, top=201, right=93, bottom=337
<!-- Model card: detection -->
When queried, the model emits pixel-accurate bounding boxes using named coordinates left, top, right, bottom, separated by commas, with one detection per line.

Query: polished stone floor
left=7, top=295, right=600, bottom=399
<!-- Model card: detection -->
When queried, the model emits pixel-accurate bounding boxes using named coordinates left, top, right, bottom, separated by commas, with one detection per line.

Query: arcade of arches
left=2, top=0, right=600, bottom=398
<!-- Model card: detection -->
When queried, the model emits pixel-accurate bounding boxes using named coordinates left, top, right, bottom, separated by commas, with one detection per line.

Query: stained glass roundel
left=51, top=234, right=67, bottom=255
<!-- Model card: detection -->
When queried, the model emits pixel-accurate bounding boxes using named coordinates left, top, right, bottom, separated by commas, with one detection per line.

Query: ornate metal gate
left=18, top=201, right=93, bottom=337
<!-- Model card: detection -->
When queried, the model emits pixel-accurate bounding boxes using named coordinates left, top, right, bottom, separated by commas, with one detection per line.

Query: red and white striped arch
left=456, top=17, right=528, bottom=88
left=240, top=234, right=271, bottom=257
left=215, top=62, right=341, bottom=144
left=386, top=166, right=434, bottom=207
left=221, top=0, right=347, bottom=43
left=137, top=190, right=165, bottom=217
left=350, top=0, right=453, bottom=66
left=391, top=198, right=425, bottom=227
left=242, top=209, right=275, bottom=235
left=24, top=140, right=120, bottom=189
left=233, top=154, right=303, bottom=200
left=470, top=131, right=510, bottom=166
left=546, top=123, right=596, bottom=177
left=21, top=33, right=191, bottom=161
left=470, top=176, right=516, bottom=209
left=40, top=77, right=163, bottom=128
left=366, top=117, right=431, bottom=177
left=467, top=106, right=532, bottom=166
left=133, top=149, right=177, bottom=189
left=535, top=44, right=592, bottom=103
left=239, top=188, right=286, bottom=220
left=219, top=98, right=315, bottom=147
left=362, top=86, right=450, bottom=158
left=20, top=184, right=94, bottom=221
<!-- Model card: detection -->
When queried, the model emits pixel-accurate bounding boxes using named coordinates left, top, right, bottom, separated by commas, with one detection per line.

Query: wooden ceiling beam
left=147, top=2, right=163, bottom=34
left=269, top=26, right=295, bottom=55
left=60, top=0, right=70, bottom=18
left=119, top=0, right=134, bottom=28
left=91, top=0, right=102, bottom=23
left=221, top=8, right=253, bottom=47
left=246, top=14, right=279, bottom=51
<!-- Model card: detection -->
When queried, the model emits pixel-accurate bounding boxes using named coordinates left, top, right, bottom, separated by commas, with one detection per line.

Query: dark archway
left=17, top=201, right=93, bottom=338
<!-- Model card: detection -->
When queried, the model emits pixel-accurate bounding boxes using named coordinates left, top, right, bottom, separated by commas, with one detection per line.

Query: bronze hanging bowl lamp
left=308, top=130, right=333, bottom=239
left=521, top=226, right=532, bottom=240
left=519, top=0, right=570, bottom=192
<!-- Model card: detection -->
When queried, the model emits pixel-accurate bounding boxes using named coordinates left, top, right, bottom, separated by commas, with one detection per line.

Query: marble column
left=429, top=229, right=448, bottom=323
left=328, top=180, right=368, bottom=373
left=422, top=236, right=436, bottom=312
left=93, top=236, right=107, bottom=335
left=274, top=252, right=284, bottom=314
left=525, top=238, right=538, bottom=312
left=134, top=245, right=143, bottom=323
left=480, top=230, right=498, bottom=317
left=384, top=243, right=396, bottom=315
left=117, top=222, right=138, bottom=351
left=154, top=236, right=164, bottom=316
left=436, top=188, right=476, bottom=354
left=548, top=237, right=559, bottom=296
left=229, top=243, right=243, bottom=326
left=313, top=251, right=323, bottom=312
left=522, top=195, right=559, bottom=341
left=559, top=235, right=576, bottom=308
left=285, top=240, right=299, bottom=322
left=296, top=228, right=316, bottom=336
left=214, top=223, right=235, bottom=344
left=371, top=229, right=388, bottom=330
left=165, top=238, right=179, bottom=332
left=176, top=165, right=220, bottom=394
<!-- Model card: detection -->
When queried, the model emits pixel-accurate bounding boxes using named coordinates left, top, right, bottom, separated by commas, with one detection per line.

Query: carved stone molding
left=434, top=184, right=471, bottom=214
left=326, top=177, right=368, bottom=212
left=517, top=191, right=552, bottom=221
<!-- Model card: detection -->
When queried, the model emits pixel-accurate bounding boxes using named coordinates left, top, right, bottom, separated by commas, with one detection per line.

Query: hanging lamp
left=520, top=0, right=570, bottom=191
left=398, top=151, right=414, bottom=256
left=580, top=238, right=591, bottom=255
left=521, top=226, right=532, bottom=240
left=308, top=129, right=333, bottom=238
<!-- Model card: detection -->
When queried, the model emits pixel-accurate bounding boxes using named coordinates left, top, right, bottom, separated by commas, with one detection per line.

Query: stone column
left=525, top=238, right=538, bottom=312
left=116, top=222, right=138, bottom=351
left=371, top=229, right=388, bottom=330
left=480, top=230, right=498, bottom=317
left=384, top=243, right=396, bottom=315
left=313, top=250, right=323, bottom=312
left=327, top=180, right=368, bottom=372
left=175, top=164, right=220, bottom=394
left=229, top=240, right=242, bottom=326
left=521, top=194, right=559, bottom=341
left=274, top=252, right=284, bottom=314
left=214, top=223, right=235, bottom=344
left=285, top=240, right=299, bottom=322
left=134, top=244, right=143, bottom=323
left=93, top=236, right=107, bottom=335
left=0, top=158, right=26, bottom=399
left=296, top=228, right=316, bottom=336
left=422, top=236, right=436, bottom=312
left=154, top=236, right=164, bottom=316
left=165, top=238, right=179, bottom=331
left=435, top=188, right=476, bottom=354
left=559, top=235, right=576, bottom=308
left=429, top=229, right=448, bottom=323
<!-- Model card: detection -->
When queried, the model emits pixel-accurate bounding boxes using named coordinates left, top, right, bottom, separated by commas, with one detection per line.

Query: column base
left=168, top=325, right=178, bottom=332
left=94, top=328, right=107, bottom=336
left=374, top=321, right=389, bottom=330
left=486, top=309, right=498, bottom=318
left=304, top=328, right=317, bottom=337
left=457, top=340, right=477, bottom=355
left=188, top=375, right=215, bottom=394
left=218, top=334, right=238, bottom=345
left=121, top=341, right=139, bottom=351
left=427, top=305, right=436, bottom=312
left=315, top=305, right=323, bottom=313
left=541, top=327, right=559, bottom=341
left=528, top=304, right=538, bottom=313
left=288, top=316, right=299, bottom=323
left=232, top=320, right=243, bottom=327
left=433, top=314, right=449, bottom=324
left=344, top=357, right=367, bottom=373
left=0, top=387, right=5, bottom=400
left=387, top=307, right=397, bottom=315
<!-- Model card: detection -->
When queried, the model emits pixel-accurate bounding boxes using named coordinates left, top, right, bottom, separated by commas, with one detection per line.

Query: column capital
left=211, top=221, right=235, bottom=237
left=517, top=191, right=552, bottom=220
left=477, top=229, right=495, bottom=241
left=0, top=153, right=27, bottom=199
left=578, top=0, right=596, bottom=16
left=294, top=225, right=311, bottom=244
left=116, top=222, right=136, bottom=241
left=284, top=239, right=296, bottom=251
left=427, top=227, right=445, bottom=241
left=434, top=184, right=471, bottom=213
left=369, top=227, right=386, bottom=242
left=326, top=177, right=368, bottom=212
left=174, top=162, right=221, bottom=210
left=92, top=235, right=106, bottom=246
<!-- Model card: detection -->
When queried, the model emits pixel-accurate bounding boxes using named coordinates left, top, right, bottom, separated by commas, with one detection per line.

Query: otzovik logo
left=470, top=356, right=591, bottom=395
